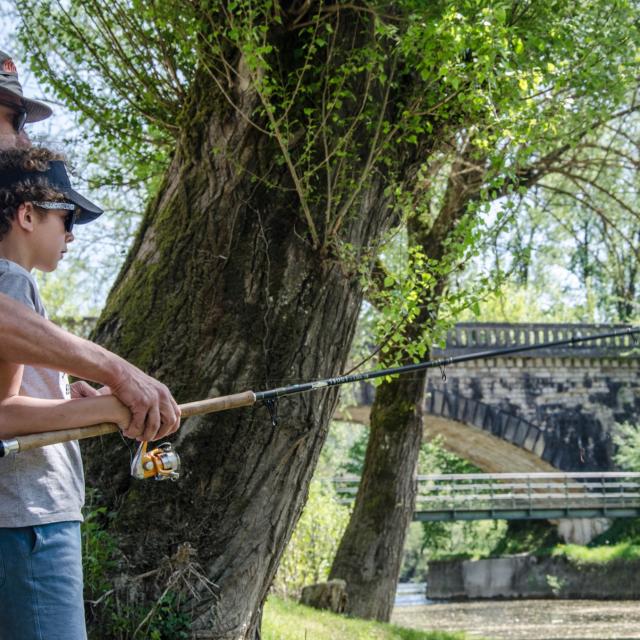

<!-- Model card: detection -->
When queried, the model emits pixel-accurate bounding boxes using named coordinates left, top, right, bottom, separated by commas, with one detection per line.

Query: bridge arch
left=424, top=389, right=556, bottom=472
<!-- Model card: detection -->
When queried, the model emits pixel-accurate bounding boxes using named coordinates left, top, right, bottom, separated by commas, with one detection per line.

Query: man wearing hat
left=0, top=51, right=181, bottom=442
left=0, top=49, right=52, bottom=149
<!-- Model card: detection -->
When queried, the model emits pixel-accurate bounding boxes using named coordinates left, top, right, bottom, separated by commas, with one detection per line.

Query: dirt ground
left=391, top=599, right=640, bottom=640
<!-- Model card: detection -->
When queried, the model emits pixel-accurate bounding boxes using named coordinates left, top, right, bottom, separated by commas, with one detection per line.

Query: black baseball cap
left=0, top=160, right=103, bottom=224
left=0, top=50, right=52, bottom=123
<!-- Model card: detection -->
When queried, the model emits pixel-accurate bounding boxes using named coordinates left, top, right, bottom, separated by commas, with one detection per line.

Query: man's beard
left=0, top=130, right=31, bottom=149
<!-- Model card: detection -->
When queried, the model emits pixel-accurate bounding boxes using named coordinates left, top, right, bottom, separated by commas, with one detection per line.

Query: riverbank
left=263, top=596, right=473, bottom=639
left=391, top=599, right=640, bottom=640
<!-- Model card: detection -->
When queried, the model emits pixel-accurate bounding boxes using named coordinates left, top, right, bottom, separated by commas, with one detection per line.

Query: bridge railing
left=430, top=323, right=638, bottom=358
left=333, top=472, right=640, bottom=515
left=414, top=472, right=640, bottom=512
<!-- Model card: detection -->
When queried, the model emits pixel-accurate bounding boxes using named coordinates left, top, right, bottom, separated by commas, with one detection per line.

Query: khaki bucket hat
left=0, top=50, right=52, bottom=123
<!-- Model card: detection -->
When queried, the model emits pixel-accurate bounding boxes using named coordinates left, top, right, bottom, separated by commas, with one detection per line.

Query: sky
left=1, top=5, right=139, bottom=315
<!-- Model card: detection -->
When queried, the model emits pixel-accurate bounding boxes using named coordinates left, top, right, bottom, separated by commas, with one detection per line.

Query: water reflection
left=395, top=582, right=431, bottom=607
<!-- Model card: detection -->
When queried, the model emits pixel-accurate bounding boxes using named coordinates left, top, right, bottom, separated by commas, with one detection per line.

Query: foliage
left=141, top=593, right=191, bottom=640
left=489, top=520, right=560, bottom=557
left=614, top=422, right=640, bottom=472
left=418, top=437, right=479, bottom=476
left=82, top=488, right=119, bottom=602
left=316, top=420, right=369, bottom=478
left=337, top=427, right=369, bottom=476
left=490, top=520, right=640, bottom=565
left=456, top=280, right=601, bottom=324
left=273, top=479, right=351, bottom=598
left=461, top=108, right=640, bottom=325
left=89, top=592, right=192, bottom=640
left=400, top=523, right=432, bottom=582
left=15, top=0, right=197, bottom=174
left=262, top=596, right=469, bottom=640
left=365, top=234, right=499, bottom=369
left=551, top=542, right=640, bottom=564
left=83, top=492, right=194, bottom=640
left=415, top=520, right=506, bottom=564
left=588, top=517, right=640, bottom=547
left=486, top=515, right=640, bottom=564
left=13, top=0, right=640, bottom=342
left=16, top=0, right=640, bottom=250
left=545, top=573, right=566, bottom=596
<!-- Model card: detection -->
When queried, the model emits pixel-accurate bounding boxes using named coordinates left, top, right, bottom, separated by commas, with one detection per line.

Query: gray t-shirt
left=0, top=258, right=84, bottom=526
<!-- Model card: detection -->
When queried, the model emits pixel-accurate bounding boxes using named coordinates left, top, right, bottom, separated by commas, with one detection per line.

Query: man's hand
left=109, top=365, right=181, bottom=442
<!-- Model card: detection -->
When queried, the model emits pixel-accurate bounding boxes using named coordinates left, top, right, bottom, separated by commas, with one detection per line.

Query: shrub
left=273, top=479, right=351, bottom=598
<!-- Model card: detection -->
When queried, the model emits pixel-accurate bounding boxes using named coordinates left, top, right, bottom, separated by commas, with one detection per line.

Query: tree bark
left=329, top=138, right=487, bottom=621
left=328, top=375, right=426, bottom=620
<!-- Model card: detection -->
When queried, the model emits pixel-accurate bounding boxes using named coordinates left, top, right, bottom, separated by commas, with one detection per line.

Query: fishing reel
left=131, top=441, right=180, bottom=481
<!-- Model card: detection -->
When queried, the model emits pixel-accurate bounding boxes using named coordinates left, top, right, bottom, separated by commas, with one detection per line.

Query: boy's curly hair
left=0, top=147, right=67, bottom=241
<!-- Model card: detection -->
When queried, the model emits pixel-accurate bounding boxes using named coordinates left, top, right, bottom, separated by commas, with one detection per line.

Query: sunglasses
left=32, top=201, right=77, bottom=233
left=0, top=97, right=27, bottom=133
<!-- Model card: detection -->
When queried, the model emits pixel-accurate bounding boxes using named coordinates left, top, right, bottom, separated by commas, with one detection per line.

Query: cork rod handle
left=0, top=390, right=257, bottom=456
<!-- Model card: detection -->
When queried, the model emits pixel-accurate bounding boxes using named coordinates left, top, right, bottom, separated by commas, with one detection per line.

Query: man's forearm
left=1, top=292, right=181, bottom=440
left=0, top=292, right=125, bottom=387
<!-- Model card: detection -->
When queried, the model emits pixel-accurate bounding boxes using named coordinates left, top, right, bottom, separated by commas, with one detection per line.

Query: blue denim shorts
left=0, top=521, right=87, bottom=640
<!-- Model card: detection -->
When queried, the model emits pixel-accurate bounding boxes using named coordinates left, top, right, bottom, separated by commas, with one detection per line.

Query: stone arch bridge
left=345, top=323, right=640, bottom=473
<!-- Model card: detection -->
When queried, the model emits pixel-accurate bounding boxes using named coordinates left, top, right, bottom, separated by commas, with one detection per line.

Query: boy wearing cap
left=0, top=147, right=128, bottom=639
left=0, top=50, right=52, bottom=149
left=0, top=48, right=181, bottom=443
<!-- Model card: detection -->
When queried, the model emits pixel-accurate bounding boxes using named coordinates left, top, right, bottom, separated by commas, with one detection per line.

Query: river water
left=392, top=586, right=640, bottom=639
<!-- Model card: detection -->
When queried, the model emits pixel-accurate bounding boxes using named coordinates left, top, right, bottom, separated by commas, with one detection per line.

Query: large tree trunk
left=82, top=56, right=401, bottom=637
left=329, top=139, right=487, bottom=620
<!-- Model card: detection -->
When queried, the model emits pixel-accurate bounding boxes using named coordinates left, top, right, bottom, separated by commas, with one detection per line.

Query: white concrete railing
left=333, top=472, right=640, bottom=514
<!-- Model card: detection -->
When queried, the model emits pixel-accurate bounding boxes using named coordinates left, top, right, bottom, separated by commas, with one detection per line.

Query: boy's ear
left=16, top=203, right=36, bottom=233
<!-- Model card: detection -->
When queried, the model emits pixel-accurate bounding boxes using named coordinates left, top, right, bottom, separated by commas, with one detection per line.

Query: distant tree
left=614, top=423, right=640, bottom=472
left=328, top=4, right=640, bottom=620
left=475, top=107, right=640, bottom=324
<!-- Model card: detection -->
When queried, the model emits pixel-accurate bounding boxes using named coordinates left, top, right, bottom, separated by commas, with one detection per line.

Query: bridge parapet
left=431, top=323, right=638, bottom=359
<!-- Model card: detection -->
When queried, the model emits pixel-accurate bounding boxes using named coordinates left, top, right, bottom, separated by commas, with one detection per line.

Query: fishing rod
left=1, top=326, right=638, bottom=480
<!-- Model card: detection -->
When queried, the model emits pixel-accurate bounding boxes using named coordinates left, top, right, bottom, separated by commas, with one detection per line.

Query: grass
left=551, top=542, right=640, bottom=564
left=262, top=596, right=469, bottom=640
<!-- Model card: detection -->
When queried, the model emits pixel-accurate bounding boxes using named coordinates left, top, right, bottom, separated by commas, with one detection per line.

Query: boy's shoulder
left=0, top=257, right=32, bottom=277
left=0, top=257, right=37, bottom=288
left=0, top=258, right=42, bottom=314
